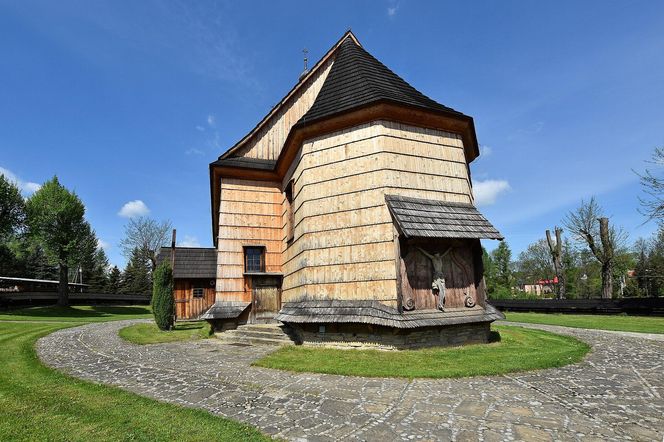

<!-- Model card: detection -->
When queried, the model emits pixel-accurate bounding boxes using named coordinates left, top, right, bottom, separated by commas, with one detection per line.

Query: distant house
left=156, top=247, right=216, bottom=320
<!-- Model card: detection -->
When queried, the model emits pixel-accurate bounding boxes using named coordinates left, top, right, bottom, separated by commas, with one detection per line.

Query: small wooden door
left=252, top=277, right=281, bottom=322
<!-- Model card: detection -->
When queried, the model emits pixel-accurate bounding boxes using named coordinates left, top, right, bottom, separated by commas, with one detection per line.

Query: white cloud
left=473, top=179, right=511, bottom=206
left=195, top=125, right=205, bottom=132
left=118, top=200, right=150, bottom=218
left=207, top=114, right=216, bottom=127
left=185, top=148, right=204, bottom=155
left=479, top=145, right=492, bottom=157
left=387, top=6, right=398, bottom=16
left=178, top=235, right=200, bottom=247
left=0, top=166, right=41, bottom=196
left=97, top=239, right=111, bottom=250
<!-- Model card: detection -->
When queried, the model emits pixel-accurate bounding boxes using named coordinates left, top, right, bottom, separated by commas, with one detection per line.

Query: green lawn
left=0, top=305, right=152, bottom=322
left=504, top=312, right=664, bottom=334
left=119, top=321, right=212, bottom=345
left=254, top=326, right=589, bottom=379
left=0, top=306, right=269, bottom=441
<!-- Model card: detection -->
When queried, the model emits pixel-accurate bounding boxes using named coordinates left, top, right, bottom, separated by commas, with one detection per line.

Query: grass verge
left=504, top=312, right=664, bottom=334
left=119, top=321, right=212, bottom=345
left=253, top=326, right=589, bottom=379
left=0, top=306, right=269, bottom=441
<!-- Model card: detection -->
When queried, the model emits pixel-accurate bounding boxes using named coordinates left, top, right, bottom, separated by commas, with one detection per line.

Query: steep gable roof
left=296, top=37, right=464, bottom=127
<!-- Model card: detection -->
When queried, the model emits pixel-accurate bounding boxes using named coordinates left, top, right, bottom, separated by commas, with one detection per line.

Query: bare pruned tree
left=636, top=146, right=664, bottom=221
left=119, top=217, right=172, bottom=271
left=564, top=198, right=627, bottom=299
left=546, top=227, right=566, bottom=299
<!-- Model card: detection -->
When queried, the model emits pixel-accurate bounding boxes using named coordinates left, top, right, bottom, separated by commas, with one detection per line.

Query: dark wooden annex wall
left=174, top=278, right=215, bottom=320
left=398, top=238, right=486, bottom=311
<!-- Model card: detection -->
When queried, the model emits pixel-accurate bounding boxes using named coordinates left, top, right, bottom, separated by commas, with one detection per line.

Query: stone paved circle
left=36, top=320, right=663, bottom=441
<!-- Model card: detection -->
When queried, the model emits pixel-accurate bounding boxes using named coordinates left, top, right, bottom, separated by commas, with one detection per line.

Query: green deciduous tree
left=151, top=261, right=174, bottom=331
left=515, top=239, right=553, bottom=284
left=0, top=174, right=27, bottom=276
left=0, top=174, right=25, bottom=240
left=25, top=177, right=91, bottom=306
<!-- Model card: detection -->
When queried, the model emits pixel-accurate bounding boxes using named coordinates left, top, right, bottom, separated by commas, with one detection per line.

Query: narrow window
left=285, top=179, right=295, bottom=242
left=192, top=287, right=204, bottom=298
left=244, top=246, right=265, bottom=273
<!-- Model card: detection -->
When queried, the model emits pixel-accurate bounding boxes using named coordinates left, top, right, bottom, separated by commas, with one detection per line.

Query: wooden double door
left=398, top=239, right=485, bottom=311
left=251, top=276, right=281, bottom=323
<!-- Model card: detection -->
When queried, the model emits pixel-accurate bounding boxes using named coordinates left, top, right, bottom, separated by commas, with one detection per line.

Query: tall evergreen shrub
left=152, top=262, right=174, bottom=330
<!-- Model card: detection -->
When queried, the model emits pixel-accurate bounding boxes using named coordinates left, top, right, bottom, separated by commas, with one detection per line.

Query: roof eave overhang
left=276, top=100, right=480, bottom=177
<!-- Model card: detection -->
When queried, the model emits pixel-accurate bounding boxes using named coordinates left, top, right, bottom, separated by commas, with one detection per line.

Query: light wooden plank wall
left=216, top=177, right=282, bottom=302
left=281, top=120, right=474, bottom=305
left=233, top=58, right=334, bottom=160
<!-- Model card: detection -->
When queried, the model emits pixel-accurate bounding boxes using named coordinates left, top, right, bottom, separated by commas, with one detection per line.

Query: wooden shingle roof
left=296, top=37, right=464, bottom=127
left=156, top=247, right=217, bottom=279
left=200, top=301, right=251, bottom=320
left=385, top=195, right=503, bottom=240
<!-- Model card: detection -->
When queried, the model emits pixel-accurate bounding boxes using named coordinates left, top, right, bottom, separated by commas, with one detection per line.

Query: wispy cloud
left=479, top=145, right=493, bottom=157
left=207, top=114, right=216, bottom=127
left=387, top=1, right=399, bottom=17
left=185, top=147, right=204, bottom=156
left=195, top=125, right=205, bottom=132
left=118, top=200, right=150, bottom=218
left=474, top=179, right=511, bottom=206
left=178, top=235, right=200, bottom=247
left=97, top=239, right=111, bottom=250
left=0, top=166, right=41, bottom=196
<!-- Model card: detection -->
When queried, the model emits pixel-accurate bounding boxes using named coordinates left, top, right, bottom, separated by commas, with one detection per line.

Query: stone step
left=223, top=329, right=289, bottom=340
left=217, top=335, right=294, bottom=346
left=238, top=324, right=286, bottom=333
left=215, top=323, right=300, bottom=346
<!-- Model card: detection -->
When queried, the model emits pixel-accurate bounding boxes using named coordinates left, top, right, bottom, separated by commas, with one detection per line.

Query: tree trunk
left=601, top=261, right=613, bottom=299
left=598, top=217, right=613, bottom=299
left=58, top=263, right=69, bottom=307
left=546, top=228, right=566, bottom=299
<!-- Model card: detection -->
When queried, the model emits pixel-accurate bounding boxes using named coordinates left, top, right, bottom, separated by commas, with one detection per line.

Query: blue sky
left=1, top=1, right=663, bottom=267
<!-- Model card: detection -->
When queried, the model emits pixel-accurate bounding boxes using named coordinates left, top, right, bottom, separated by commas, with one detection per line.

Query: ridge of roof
left=296, top=38, right=464, bottom=127
left=216, top=31, right=360, bottom=162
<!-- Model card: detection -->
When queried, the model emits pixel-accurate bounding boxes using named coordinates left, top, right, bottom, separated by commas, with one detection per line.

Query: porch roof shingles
left=385, top=194, right=503, bottom=240
left=155, top=247, right=217, bottom=279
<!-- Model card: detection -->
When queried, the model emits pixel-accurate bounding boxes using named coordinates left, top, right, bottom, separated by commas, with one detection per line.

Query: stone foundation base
left=289, top=322, right=492, bottom=350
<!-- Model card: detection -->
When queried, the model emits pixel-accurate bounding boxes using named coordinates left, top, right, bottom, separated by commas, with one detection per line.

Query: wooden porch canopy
left=385, top=195, right=504, bottom=240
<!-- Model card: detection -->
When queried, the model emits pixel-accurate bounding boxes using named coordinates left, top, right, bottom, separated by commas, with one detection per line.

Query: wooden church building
left=198, top=31, right=504, bottom=348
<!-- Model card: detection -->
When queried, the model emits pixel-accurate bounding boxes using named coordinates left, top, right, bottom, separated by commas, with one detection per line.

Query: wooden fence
left=489, top=298, right=664, bottom=316
left=0, top=292, right=151, bottom=307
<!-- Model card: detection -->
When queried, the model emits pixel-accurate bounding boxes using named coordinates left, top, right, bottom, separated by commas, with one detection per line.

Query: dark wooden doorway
left=398, top=239, right=484, bottom=311
left=252, top=276, right=281, bottom=323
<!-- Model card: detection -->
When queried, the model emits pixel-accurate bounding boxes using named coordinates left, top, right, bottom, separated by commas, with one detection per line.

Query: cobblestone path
left=37, top=321, right=663, bottom=441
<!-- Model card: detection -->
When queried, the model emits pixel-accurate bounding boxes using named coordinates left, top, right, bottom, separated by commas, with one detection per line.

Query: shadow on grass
left=488, top=330, right=501, bottom=343
left=0, top=305, right=152, bottom=321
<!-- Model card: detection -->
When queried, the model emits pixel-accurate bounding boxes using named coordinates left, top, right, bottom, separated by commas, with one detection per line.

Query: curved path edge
left=36, top=320, right=663, bottom=441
